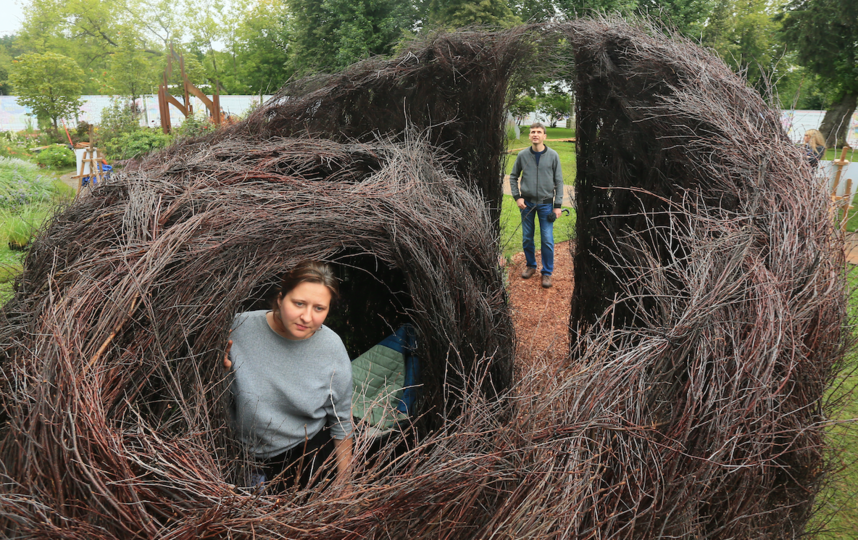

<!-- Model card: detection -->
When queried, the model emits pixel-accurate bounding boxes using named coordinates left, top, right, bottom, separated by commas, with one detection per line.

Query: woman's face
left=273, top=281, right=332, bottom=340
left=804, top=133, right=811, bottom=143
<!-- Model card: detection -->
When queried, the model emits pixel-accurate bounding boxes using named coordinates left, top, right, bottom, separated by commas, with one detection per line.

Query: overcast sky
left=0, top=0, right=25, bottom=37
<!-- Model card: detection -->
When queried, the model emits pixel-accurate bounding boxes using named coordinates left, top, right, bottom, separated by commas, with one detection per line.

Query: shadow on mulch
left=507, top=240, right=574, bottom=367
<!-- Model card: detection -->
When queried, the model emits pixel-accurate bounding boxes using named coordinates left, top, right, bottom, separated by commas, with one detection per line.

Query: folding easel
left=71, top=146, right=107, bottom=190
left=830, top=145, right=853, bottom=231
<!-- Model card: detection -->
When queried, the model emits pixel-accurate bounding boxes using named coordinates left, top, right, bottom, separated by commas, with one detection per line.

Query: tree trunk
left=819, top=91, right=856, bottom=147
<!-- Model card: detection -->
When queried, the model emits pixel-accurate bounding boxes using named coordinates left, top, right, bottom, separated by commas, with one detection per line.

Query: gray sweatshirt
left=228, top=310, right=352, bottom=458
left=509, top=146, right=564, bottom=208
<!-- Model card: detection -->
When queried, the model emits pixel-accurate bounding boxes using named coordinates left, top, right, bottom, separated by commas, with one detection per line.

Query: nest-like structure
left=0, top=135, right=515, bottom=537
left=0, top=18, right=850, bottom=540
left=564, top=18, right=849, bottom=537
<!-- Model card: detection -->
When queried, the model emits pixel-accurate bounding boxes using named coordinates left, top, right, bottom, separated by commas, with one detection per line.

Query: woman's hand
left=223, top=339, right=233, bottom=370
left=332, top=437, right=353, bottom=482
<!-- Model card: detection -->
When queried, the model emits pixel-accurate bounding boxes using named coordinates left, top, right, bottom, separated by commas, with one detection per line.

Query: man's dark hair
left=530, top=122, right=546, bottom=132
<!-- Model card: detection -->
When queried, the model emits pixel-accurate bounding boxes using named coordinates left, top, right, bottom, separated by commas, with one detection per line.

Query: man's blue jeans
left=520, top=201, right=554, bottom=275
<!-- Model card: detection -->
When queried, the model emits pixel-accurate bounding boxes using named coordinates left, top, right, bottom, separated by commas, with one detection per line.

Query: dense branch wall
left=0, top=20, right=848, bottom=539
left=565, top=18, right=848, bottom=537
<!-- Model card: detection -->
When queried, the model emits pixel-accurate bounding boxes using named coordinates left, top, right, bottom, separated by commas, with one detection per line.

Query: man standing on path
left=509, top=122, right=563, bottom=288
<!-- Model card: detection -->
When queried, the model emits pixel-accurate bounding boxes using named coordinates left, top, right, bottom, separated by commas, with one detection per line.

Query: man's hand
left=223, top=338, right=233, bottom=370
left=554, top=208, right=562, bottom=219
left=516, top=198, right=526, bottom=210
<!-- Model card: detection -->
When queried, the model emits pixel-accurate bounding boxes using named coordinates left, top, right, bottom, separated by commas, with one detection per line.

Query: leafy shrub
left=75, top=121, right=91, bottom=143
left=99, top=98, right=139, bottom=137
left=35, top=145, right=76, bottom=169
left=98, top=98, right=141, bottom=159
left=111, top=129, right=172, bottom=160
left=172, top=112, right=216, bottom=141
left=0, top=131, right=34, bottom=159
left=239, top=97, right=263, bottom=119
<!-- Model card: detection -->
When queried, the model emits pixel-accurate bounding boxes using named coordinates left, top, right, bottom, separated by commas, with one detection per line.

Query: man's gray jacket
left=509, top=146, right=564, bottom=208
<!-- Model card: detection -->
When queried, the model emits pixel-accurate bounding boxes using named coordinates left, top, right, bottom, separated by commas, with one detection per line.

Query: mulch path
left=506, top=240, right=574, bottom=366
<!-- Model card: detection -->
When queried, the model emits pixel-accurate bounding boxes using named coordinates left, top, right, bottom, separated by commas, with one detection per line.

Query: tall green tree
left=9, top=52, right=85, bottom=131
left=105, top=37, right=157, bottom=100
left=328, top=0, right=417, bottom=68
left=775, top=64, right=832, bottom=110
left=510, top=0, right=561, bottom=22
left=702, top=0, right=784, bottom=91
left=513, top=0, right=707, bottom=31
left=509, top=94, right=537, bottom=124
left=184, top=0, right=229, bottom=93
left=221, top=0, right=291, bottom=94
left=428, top=0, right=521, bottom=28
left=19, top=0, right=165, bottom=94
left=636, top=0, right=715, bottom=36
left=779, top=0, right=858, bottom=146
left=285, top=0, right=334, bottom=74
left=287, top=0, right=415, bottom=75
left=0, top=35, right=25, bottom=95
left=537, top=84, right=573, bottom=126
left=139, top=0, right=186, bottom=49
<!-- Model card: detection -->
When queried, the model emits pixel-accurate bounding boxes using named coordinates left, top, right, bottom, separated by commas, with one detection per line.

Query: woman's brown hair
left=275, top=260, right=340, bottom=304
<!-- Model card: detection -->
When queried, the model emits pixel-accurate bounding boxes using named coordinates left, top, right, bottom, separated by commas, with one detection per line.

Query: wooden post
left=180, top=53, right=193, bottom=117
left=831, top=145, right=853, bottom=230
left=213, top=88, right=221, bottom=125
left=157, top=43, right=225, bottom=132
left=832, top=145, right=851, bottom=192
left=159, top=73, right=172, bottom=134
left=841, top=179, right=854, bottom=231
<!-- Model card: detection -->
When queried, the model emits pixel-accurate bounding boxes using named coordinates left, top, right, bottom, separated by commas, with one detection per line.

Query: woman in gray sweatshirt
left=223, top=260, right=352, bottom=490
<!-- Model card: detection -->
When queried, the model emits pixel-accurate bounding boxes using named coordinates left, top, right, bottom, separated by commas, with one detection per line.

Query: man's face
left=529, top=127, right=546, bottom=146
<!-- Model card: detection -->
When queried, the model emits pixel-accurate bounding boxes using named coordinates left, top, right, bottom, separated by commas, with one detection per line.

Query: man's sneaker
left=541, top=274, right=552, bottom=288
left=521, top=267, right=537, bottom=279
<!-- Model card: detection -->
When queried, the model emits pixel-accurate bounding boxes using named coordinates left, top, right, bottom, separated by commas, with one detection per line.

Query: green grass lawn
left=837, top=183, right=858, bottom=233
left=0, top=158, right=74, bottom=303
left=808, top=264, right=858, bottom=539
left=813, top=383, right=858, bottom=538
left=823, top=147, right=857, bottom=161
left=498, top=194, right=576, bottom=259
left=813, top=188, right=858, bottom=537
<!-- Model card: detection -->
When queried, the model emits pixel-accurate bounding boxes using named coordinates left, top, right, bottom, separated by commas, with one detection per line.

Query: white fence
left=0, top=94, right=272, bottom=132
left=513, top=109, right=858, bottom=147
left=781, top=110, right=858, bottom=146
left=2, top=97, right=857, bottom=147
